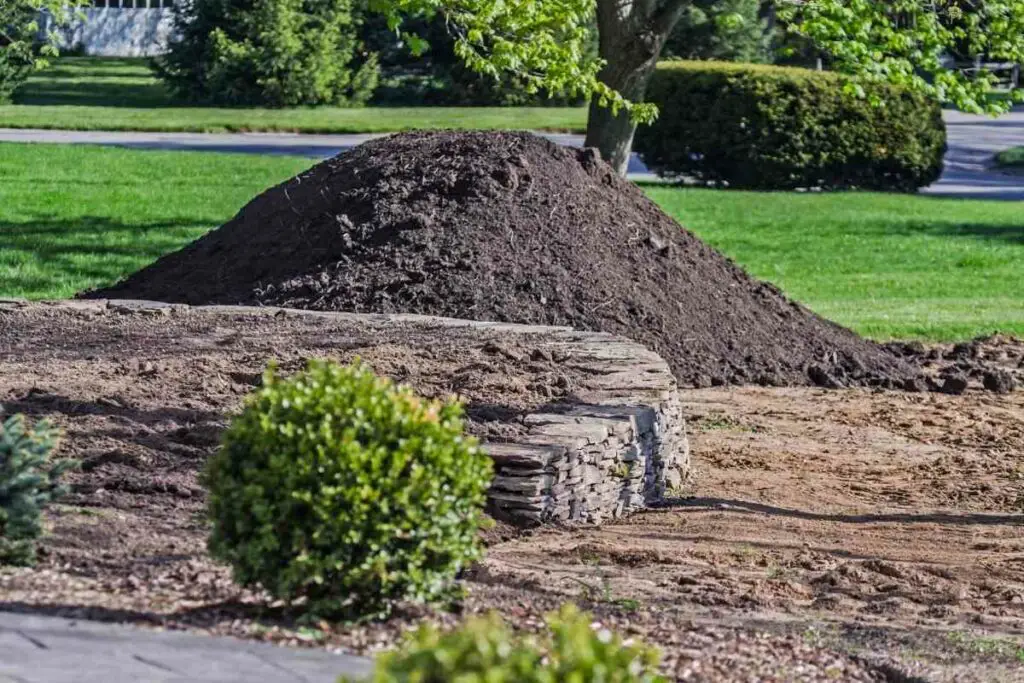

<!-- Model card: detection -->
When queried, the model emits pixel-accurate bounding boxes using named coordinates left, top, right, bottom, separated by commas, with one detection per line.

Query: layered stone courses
left=1, top=299, right=689, bottom=525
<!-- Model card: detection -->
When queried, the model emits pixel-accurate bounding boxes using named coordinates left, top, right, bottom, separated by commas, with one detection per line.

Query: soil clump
left=885, top=335, right=1023, bottom=394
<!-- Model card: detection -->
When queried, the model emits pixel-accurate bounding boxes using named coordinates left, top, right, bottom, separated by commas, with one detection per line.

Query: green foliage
left=664, top=0, right=774, bottom=64
left=0, top=0, right=81, bottom=103
left=203, top=360, right=493, bottom=619
left=363, top=12, right=590, bottom=106
left=356, top=0, right=1024, bottom=124
left=0, top=414, right=74, bottom=566
left=346, top=604, right=665, bottom=682
left=0, top=2, right=36, bottom=103
left=635, top=61, right=946, bottom=191
left=776, top=0, right=1024, bottom=113
left=370, top=0, right=653, bottom=122
left=995, top=145, right=1024, bottom=168
left=155, top=0, right=379, bottom=106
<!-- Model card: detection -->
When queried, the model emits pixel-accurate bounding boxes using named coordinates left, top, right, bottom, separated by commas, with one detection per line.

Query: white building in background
left=45, top=0, right=178, bottom=57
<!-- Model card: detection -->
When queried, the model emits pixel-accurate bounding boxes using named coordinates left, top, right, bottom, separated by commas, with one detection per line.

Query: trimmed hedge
left=634, top=61, right=947, bottom=191
left=203, top=360, right=492, bottom=619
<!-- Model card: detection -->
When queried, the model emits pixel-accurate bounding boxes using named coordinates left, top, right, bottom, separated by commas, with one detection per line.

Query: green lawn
left=645, top=186, right=1024, bottom=340
left=3, top=57, right=586, bottom=134
left=995, top=145, right=1024, bottom=169
left=0, top=143, right=312, bottom=298
left=2, top=142, right=1021, bottom=342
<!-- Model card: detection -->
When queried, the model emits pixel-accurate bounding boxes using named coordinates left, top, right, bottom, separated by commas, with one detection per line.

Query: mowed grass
left=4, top=57, right=587, bottom=133
left=2, top=142, right=1022, bottom=341
left=0, top=143, right=312, bottom=298
left=645, top=186, right=1024, bottom=340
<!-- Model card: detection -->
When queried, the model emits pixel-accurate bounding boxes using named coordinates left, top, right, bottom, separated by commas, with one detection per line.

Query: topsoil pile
left=86, top=131, right=918, bottom=389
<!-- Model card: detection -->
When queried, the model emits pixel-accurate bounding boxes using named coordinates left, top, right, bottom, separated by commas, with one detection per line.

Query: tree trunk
left=584, top=0, right=687, bottom=175
left=584, top=70, right=650, bottom=177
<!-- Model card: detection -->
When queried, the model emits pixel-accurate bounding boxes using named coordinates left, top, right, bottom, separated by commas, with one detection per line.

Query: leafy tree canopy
left=371, top=0, right=1024, bottom=119
left=0, top=0, right=82, bottom=102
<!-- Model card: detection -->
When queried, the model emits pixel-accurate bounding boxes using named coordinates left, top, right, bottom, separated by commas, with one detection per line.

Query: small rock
left=982, top=370, right=1015, bottom=394
left=577, top=147, right=601, bottom=173
left=904, top=341, right=927, bottom=355
left=807, top=364, right=842, bottom=389
left=482, top=340, right=522, bottom=362
left=940, top=374, right=969, bottom=395
left=948, top=342, right=979, bottom=360
left=902, top=376, right=927, bottom=393
left=647, top=233, right=667, bottom=252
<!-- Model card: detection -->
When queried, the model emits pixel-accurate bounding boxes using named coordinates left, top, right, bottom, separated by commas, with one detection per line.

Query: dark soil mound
left=85, top=131, right=917, bottom=388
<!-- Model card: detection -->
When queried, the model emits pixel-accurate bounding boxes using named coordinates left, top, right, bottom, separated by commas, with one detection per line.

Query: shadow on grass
left=0, top=216, right=209, bottom=258
left=12, top=57, right=180, bottom=108
left=0, top=216, right=210, bottom=297
left=13, top=83, right=178, bottom=108
left=639, top=184, right=1024, bottom=244
left=862, top=219, right=1024, bottom=246
left=928, top=222, right=1024, bottom=245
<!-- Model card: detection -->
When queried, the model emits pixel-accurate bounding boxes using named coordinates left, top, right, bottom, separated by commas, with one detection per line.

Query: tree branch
left=650, top=0, right=689, bottom=38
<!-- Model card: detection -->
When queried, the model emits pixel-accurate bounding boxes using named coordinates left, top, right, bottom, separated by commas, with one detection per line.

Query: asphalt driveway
left=4, top=109, right=1021, bottom=198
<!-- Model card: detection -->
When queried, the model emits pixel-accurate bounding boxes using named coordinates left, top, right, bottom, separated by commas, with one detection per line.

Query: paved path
left=5, top=108, right=1024, bottom=197
left=922, top=108, right=1024, bottom=200
left=0, top=611, right=371, bottom=683
left=0, top=128, right=654, bottom=175
left=5, top=112, right=1024, bottom=197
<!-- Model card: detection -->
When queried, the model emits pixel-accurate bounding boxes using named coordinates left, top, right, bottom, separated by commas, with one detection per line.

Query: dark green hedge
left=634, top=61, right=947, bottom=191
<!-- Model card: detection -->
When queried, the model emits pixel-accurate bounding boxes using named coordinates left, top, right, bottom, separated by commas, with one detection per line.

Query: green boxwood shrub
left=203, top=360, right=492, bottom=619
left=346, top=604, right=664, bottom=682
left=0, top=414, right=74, bottom=566
left=634, top=61, right=947, bottom=191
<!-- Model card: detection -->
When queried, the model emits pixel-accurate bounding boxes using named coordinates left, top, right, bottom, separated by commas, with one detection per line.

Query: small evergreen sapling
left=0, top=414, right=74, bottom=566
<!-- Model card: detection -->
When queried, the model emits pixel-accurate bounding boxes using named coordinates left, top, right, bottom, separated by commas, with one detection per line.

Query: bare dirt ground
left=1, top=305, right=1022, bottom=681
left=484, top=386, right=1024, bottom=681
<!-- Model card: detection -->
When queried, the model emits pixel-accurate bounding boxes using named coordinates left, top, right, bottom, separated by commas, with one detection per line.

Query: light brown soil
left=484, top=386, right=1024, bottom=681
left=1, top=305, right=1022, bottom=681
